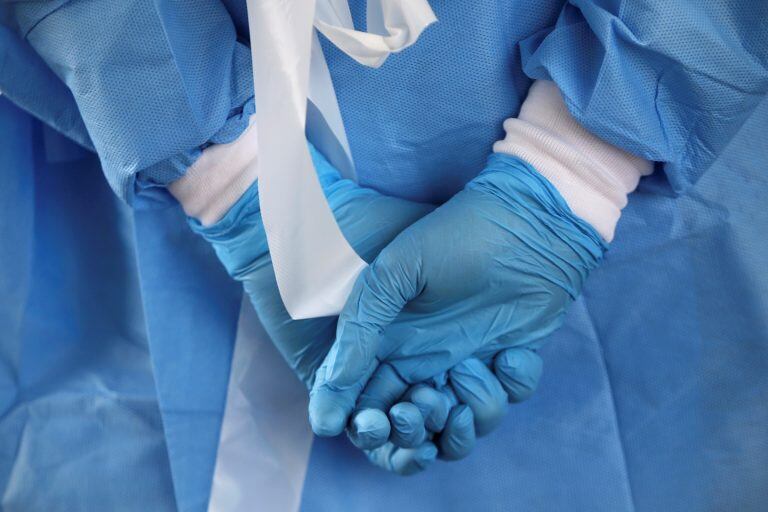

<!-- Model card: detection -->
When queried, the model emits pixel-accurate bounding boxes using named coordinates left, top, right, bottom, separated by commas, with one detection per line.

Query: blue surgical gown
left=1, top=1, right=767, bottom=511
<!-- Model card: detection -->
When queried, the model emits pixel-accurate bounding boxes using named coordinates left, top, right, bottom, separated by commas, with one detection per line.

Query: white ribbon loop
left=246, top=0, right=436, bottom=319
left=315, top=0, right=436, bottom=68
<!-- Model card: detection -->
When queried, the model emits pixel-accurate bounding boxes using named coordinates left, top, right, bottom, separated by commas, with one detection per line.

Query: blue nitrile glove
left=309, top=153, right=606, bottom=437
left=190, top=145, right=433, bottom=386
left=191, top=146, right=542, bottom=473
left=348, top=351, right=543, bottom=461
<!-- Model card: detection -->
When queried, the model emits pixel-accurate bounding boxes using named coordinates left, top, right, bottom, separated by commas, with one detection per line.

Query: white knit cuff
left=493, top=80, right=653, bottom=242
left=169, top=116, right=259, bottom=226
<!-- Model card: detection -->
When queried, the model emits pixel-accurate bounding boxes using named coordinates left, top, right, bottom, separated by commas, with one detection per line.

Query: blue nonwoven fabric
left=6, top=0, right=766, bottom=204
left=317, top=0, right=768, bottom=201
left=2, top=0, right=255, bottom=201
left=316, top=0, right=561, bottom=203
left=0, top=24, right=92, bottom=151
left=132, top=203, right=243, bottom=512
left=0, top=99, right=177, bottom=512
left=0, top=98, right=242, bottom=512
left=520, top=0, right=768, bottom=192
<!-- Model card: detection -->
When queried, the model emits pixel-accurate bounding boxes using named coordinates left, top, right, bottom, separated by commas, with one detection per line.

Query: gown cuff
left=493, top=80, right=653, bottom=242
left=169, top=116, right=259, bottom=226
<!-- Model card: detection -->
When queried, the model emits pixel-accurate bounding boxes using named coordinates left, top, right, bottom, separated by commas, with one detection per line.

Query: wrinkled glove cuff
left=493, top=80, right=653, bottom=242
left=472, top=154, right=607, bottom=298
left=187, top=180, right=267, bottom=279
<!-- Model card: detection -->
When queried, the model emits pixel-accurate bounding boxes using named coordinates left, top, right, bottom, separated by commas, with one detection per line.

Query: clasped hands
left=194, top=144, right=605, bottom=475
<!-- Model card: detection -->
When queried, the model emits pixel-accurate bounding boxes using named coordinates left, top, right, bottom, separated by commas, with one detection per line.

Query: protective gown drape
left=1, top=0, right=767, bottom=511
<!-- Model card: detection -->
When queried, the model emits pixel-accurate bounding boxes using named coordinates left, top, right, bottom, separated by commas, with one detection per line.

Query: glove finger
left=366, top=441, right=438, bottom=476
left=308, top=355, right=376, bottom=437
left=449, top=358, right=508, bottom=437
left=389, top=402, right=427, bottom=449
left=348, top=409, right=390, bottom=451
left=357, top=363, right=410, bottom=411
left=438, top=405, right=476, bottom=461
left=348, top=363, right=408, bottom=450
left=493, top=348, right=543, bottom=403
left=309, top=248, right=419, bottom=437
left=405, top=384, right=453, bottom=432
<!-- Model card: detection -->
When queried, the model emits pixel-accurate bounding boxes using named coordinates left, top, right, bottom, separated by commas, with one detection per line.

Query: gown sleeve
left=3, top=1, right=254, bottom=203
left=520, top=0, right=768, bottom=191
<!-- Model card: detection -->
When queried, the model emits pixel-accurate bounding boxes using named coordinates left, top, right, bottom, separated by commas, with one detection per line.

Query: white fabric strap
left=169, top=117, right=259, bottom=226
left=244, top=0, right=435, bottom=319
left=315, top=0, right=437, bottom=68
left=208, top=298, right=313, bottom=512
left=493, top=80, right=653, bottom=242
left=246, top=0, right=364, bottom=320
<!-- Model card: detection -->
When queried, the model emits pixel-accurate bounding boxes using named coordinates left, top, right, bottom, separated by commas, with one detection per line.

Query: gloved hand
left=349, top=351, right=542, bottom=464
left=308, top=153, right=606, bottom=436
left=190, top=145, right=432, bottom=385
left=353, top=356, right=517, bottom=473
left=190, top=145, right=542, bottom=473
